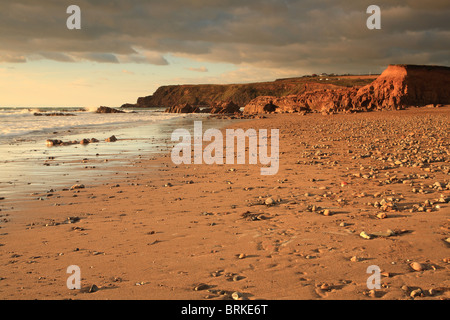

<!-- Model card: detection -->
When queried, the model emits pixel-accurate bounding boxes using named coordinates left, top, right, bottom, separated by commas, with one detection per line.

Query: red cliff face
left=244, top=65, right=450, bottom=114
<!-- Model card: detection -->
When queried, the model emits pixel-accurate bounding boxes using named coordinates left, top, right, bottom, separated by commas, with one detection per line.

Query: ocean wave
left=0, top=109, right=187, bottom=139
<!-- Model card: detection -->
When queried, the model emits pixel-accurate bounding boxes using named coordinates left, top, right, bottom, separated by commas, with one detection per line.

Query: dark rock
left=120, top=103, right=137, bottom=109
left=209, top=101, right=241, bottom=114
left=95, top=106, right=125, bottom=114
left=105, top=135, right=117, bottom=142
left=164, top=103, right=200, bottom=113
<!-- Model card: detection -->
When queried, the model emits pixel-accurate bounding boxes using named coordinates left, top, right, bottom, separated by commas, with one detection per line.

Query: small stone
left=70, top=184, right=85, bottom=190
left=265, top=197, right=275, bottom=206
left=88, top=284, right=99, bottom=293
left=231, top=291, right=242, bottom=300
left=350, top=256, right=360, bottom=262
left=434, top=182, right=442, bottom=188
left=232, top=275, right=242, bottom=282
left=410, top=262, right=424, bottom=272
left=105, top=135, right=117, bottom=142
left=238, top=253, right=246, bottom=259
left=376, top=212, right=387, bottom=219
left=194, top=283, right=209, bottom=291
left=410, top=289, right=422, bottom=298
left=360, top=231, right=372, bottom=240
left=323, top=209, right=331, bottom=216
left=320, top=283, right=330, bottom=290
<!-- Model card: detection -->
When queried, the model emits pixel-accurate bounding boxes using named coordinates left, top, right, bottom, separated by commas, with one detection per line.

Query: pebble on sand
left=105, top=135, right=117, bottom=142
left=410, top=288, right=422, bottom=298
left=231, top=291, right=242, bottom=300
left=70, top=184, right=85, bottom=190
left=194, top=283, right=210, bottom=291
left=376, top=212, right=387, bottom=219
left=359, top=231, right=372, bottom=240
left=88, top=284, right=99, bottom=293
left=410, top=262, right=424, bottom=272
left=265, top=197, right=275, bottom=206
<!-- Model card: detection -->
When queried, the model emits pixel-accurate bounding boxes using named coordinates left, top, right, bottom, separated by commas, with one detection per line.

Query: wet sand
left=0, top=106, right=449, bottom=300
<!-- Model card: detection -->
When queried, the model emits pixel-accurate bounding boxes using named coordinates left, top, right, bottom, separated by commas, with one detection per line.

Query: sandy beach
left=0, top=106, right=449, bottom=300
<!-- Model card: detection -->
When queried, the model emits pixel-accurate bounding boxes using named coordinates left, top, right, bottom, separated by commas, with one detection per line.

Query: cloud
left=0, top=53, right=27, bottom=63
left=0, top=0, right=448, bottom=73
left=70, top=78, right=93, bottom=87
left=186, top=66, right=208, bottom=72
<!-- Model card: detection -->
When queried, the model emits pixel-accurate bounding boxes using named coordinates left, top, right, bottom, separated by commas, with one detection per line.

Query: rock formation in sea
left=95, top=106, right=125, bottom=114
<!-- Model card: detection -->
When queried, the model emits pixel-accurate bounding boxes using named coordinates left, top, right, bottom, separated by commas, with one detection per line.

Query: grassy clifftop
left=132, top=75, right=377, bottom=108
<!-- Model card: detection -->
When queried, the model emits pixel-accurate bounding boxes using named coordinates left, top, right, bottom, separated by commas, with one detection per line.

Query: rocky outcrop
left=244, top=95, right=310, bottom=114
left=34, top=112, right=76, bottom=116
left=352, top=64, right=450, bottom=110
left=209, top=101, right=241, bottom=114
left=46, top=137, right=100, bottom=147
left=95, top=106, right=125, bottom=114
left=244, top=65, right=450, bottom=114
left=120, top=103, right=137, bottom=109
left=164, top=103, right=200, bottom=113
left=165, top=101, right=241, bottom=114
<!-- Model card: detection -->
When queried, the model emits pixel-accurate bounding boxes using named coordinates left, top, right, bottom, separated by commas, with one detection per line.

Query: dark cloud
left=0, top=0, right=449, bottom=72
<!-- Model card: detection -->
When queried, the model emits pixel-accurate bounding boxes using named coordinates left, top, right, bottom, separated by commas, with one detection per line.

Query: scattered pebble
left=231, top=291, right=242, bottom=300
left=410, top=262, right=424, bottom=272
left=359, top=231, right=372, bottom=240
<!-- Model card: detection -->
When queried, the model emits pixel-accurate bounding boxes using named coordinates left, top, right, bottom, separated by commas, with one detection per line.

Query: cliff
left=244, top=64, right=450, bottom=114
left=126, top=76, right=375, bottom=109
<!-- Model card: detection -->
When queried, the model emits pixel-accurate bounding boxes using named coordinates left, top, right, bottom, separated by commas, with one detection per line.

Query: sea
left=0, top=106, right=231, bottom=205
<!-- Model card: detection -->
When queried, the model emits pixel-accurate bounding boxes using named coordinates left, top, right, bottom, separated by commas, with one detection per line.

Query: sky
left=0, top=0, right=449, bottom=108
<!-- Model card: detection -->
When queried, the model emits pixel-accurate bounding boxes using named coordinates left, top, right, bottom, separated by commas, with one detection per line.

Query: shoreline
left=0, top=113, right=236, bottom=207
left=0, top=107, right=449, bottom=300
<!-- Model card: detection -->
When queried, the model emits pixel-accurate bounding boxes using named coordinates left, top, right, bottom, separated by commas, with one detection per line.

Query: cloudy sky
left=0, top=0, right=449, bottom=107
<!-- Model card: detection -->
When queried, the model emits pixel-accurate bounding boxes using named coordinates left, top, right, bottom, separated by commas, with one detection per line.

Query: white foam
left=0, top=109, right=184, bottom=139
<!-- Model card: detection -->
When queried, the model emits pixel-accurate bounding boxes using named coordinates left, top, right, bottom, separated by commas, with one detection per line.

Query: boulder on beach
left=46, top=139, right=64, bottom=147
left=95, top=106, right=125, bottom=114
left=46, top=137, right=101, bottom=146
left=105, top=135, right=117, bottom=142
